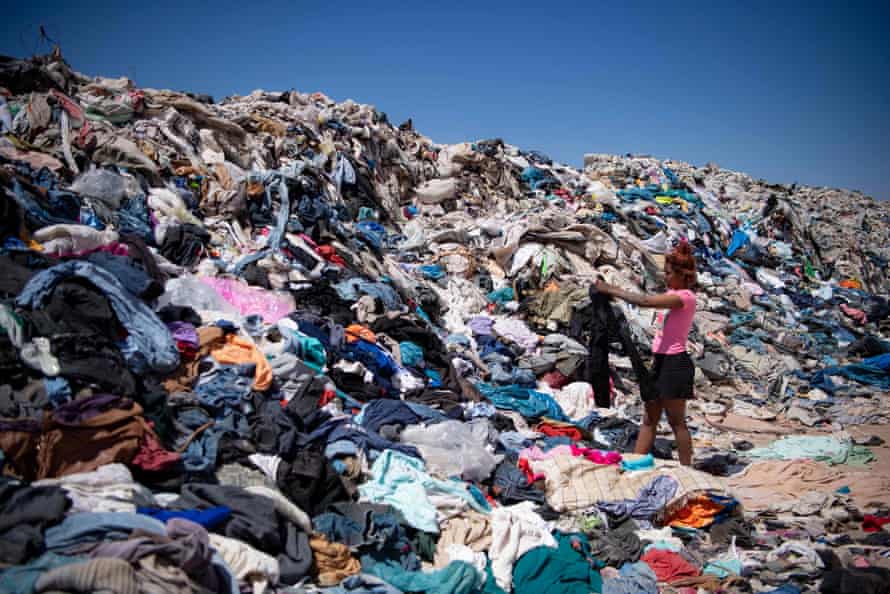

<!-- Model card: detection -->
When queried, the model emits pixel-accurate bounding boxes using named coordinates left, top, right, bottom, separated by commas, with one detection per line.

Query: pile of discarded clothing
left=1, top=50, right=890, bottom=594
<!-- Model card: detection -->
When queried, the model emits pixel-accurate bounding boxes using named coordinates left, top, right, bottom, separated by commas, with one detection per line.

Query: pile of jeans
left=1, top=50, right=889, bottom=594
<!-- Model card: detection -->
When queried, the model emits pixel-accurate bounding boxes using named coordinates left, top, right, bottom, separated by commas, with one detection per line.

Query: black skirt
left=651, top=352, right=695, bottom=399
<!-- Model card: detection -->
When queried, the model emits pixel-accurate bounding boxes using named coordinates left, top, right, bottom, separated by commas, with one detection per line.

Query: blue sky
left=3, top=1, right=888, bottom=198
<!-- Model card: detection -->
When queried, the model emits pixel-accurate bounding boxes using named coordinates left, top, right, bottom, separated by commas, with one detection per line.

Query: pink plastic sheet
left=200, top=277, right=294, bottom=324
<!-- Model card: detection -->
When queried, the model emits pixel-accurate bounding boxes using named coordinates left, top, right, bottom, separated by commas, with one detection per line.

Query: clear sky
left=3, top=1, right=888, bottom=198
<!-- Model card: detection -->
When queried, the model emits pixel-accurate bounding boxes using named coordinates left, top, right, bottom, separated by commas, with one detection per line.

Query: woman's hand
left=594, top=279, right=613, bottom=295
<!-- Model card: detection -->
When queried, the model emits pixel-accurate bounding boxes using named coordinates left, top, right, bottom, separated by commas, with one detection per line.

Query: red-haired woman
left=594, top=241, right=697, bottom=465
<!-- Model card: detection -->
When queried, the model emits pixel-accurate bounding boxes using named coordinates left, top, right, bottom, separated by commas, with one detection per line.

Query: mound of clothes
left=1, top=50, right=890, bottom=594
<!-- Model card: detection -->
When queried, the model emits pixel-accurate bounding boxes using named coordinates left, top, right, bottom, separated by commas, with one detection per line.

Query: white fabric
left=209, top=533, right=280, bottom=594
left=247, top=454, right=282, bottom=482
left=34, top=224, right=119, bottom=255
left=413, top=178, right=458, bottom=204
left=492, top=318, right=539, bottom=352
left=148, top=187, right=203, bottom=226
left=551, top=382, right=596, bottom=421
left=489, top=501, right=557, bottom=592
left=34, top=463, right=157, bottom=513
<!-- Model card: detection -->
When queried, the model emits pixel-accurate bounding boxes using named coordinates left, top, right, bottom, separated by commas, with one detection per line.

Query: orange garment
left=309, top=535, right=362, bottom=586
left=345, top=324, right=376, bottom=344
left=839, top=279, right=862, bottom=289
left=665, top=494, right=724, bottom=528
left=210, top=334, right=272, bottom=391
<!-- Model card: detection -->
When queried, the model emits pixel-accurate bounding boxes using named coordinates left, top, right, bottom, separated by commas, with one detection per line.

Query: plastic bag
left=156, top=276, right=242, bottom=322
left=70, top=167, right=133, bottom=209
left=200, top=277, right=294, bottom=324
left=400, top=420, right=502, bottom=482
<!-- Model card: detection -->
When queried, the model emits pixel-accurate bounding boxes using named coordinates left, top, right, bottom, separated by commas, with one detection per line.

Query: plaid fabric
left=528, top=455, right=729, bottom=513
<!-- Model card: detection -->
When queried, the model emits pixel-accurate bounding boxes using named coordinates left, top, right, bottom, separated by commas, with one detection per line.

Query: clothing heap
left=1, top=50, right=890, bottom=594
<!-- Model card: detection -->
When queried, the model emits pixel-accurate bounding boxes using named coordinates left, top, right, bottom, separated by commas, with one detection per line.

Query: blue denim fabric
left=334, top=279, right=402, bottom=310
left=8, top=178, right=81, bottom=229
left=16, top=260, right=179, bottom=374
left=230, top=248, right=269, bottom=275
left=325, top=440, right=360, bottom=459
left=115, top=194, right=154, bottom=243
left=194, top=364, right=255, bottom=416
left=86, top=251, right=158, bottom=298
left=313, top=513, right=368, bottom=548
left=265, top=174, right=290, bottom=251
left=358, top=399, right=447, bottom=434
left=173, top=405, right=240, bottom=477
left=492, top=461, right=545, bottom=505
left=297, top=417, right=421, bottom=460
left=44, top=376, right=73, bottom=408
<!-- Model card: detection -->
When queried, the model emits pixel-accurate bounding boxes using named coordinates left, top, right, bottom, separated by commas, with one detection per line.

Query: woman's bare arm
left=594, top=280, right=684, bottom=309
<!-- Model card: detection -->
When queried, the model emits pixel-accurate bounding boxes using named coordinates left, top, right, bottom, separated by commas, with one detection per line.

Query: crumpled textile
left=16, top=260, right=179, bottom=374
left=597, top=475, right=678, bottom=523
left=744, top=434, right=874, bottom=466
left=209, top=532, right=280, bottom=594
left=511, top=531, right=603, bottom=594
left=33, top=557, right=138, bottom=594
left=33, top=463, right=157, bottom=513
left=357, top=450, right=489, bottom=533
left=310, top=534, right=362, bottom=586
left=586, top=517, right=642, bottom=567
left=639, top=548, right=700, bottom=583
left=664, top=494, right=726, bottom=529
left=0, top=477, right=71, bottom=564
left=209, top=333, right=273, bottom=391
left=728, top=460, right=890, bottom=511
left=433, top=511, right=492, bottom=569
left=366, top=559, right=482, bottom=594
left=549, top=381, right=596, bottom=421
left=489, top=501, right=557, bottom=591
left=602, top=561, right=658, bottom=594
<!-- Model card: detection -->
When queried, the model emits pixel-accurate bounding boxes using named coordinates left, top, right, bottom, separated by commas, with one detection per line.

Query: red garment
left=517, top=458, right=545, bottom=484
left=176, top=341, right=198, bottom=358
left=640, top=549, right=700, bottom=583
left=862, top=514, right=890, bottom=532
left=317, top=245, right=347, bottom=267
left=318, top=389, right=337, bottom=408
left=131, top=432, right=180, bottom=472
left=535, top=423, right=582, bottom=441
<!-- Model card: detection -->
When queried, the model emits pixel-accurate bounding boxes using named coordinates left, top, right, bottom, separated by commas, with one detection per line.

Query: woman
left=594, top=241, right=697, bottom=465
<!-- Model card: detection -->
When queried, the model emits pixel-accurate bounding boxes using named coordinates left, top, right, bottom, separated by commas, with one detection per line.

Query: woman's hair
left=666, top=240, right=697, bottom=289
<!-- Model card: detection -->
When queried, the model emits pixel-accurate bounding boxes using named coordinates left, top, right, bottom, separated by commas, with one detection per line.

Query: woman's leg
left=663, top=399, right=693, bottom=465
left=634, top=400, right=663, bottom=455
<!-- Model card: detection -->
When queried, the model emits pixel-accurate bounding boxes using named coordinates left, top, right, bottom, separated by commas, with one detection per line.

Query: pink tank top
left=651, top=289, right=696, bottom=355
